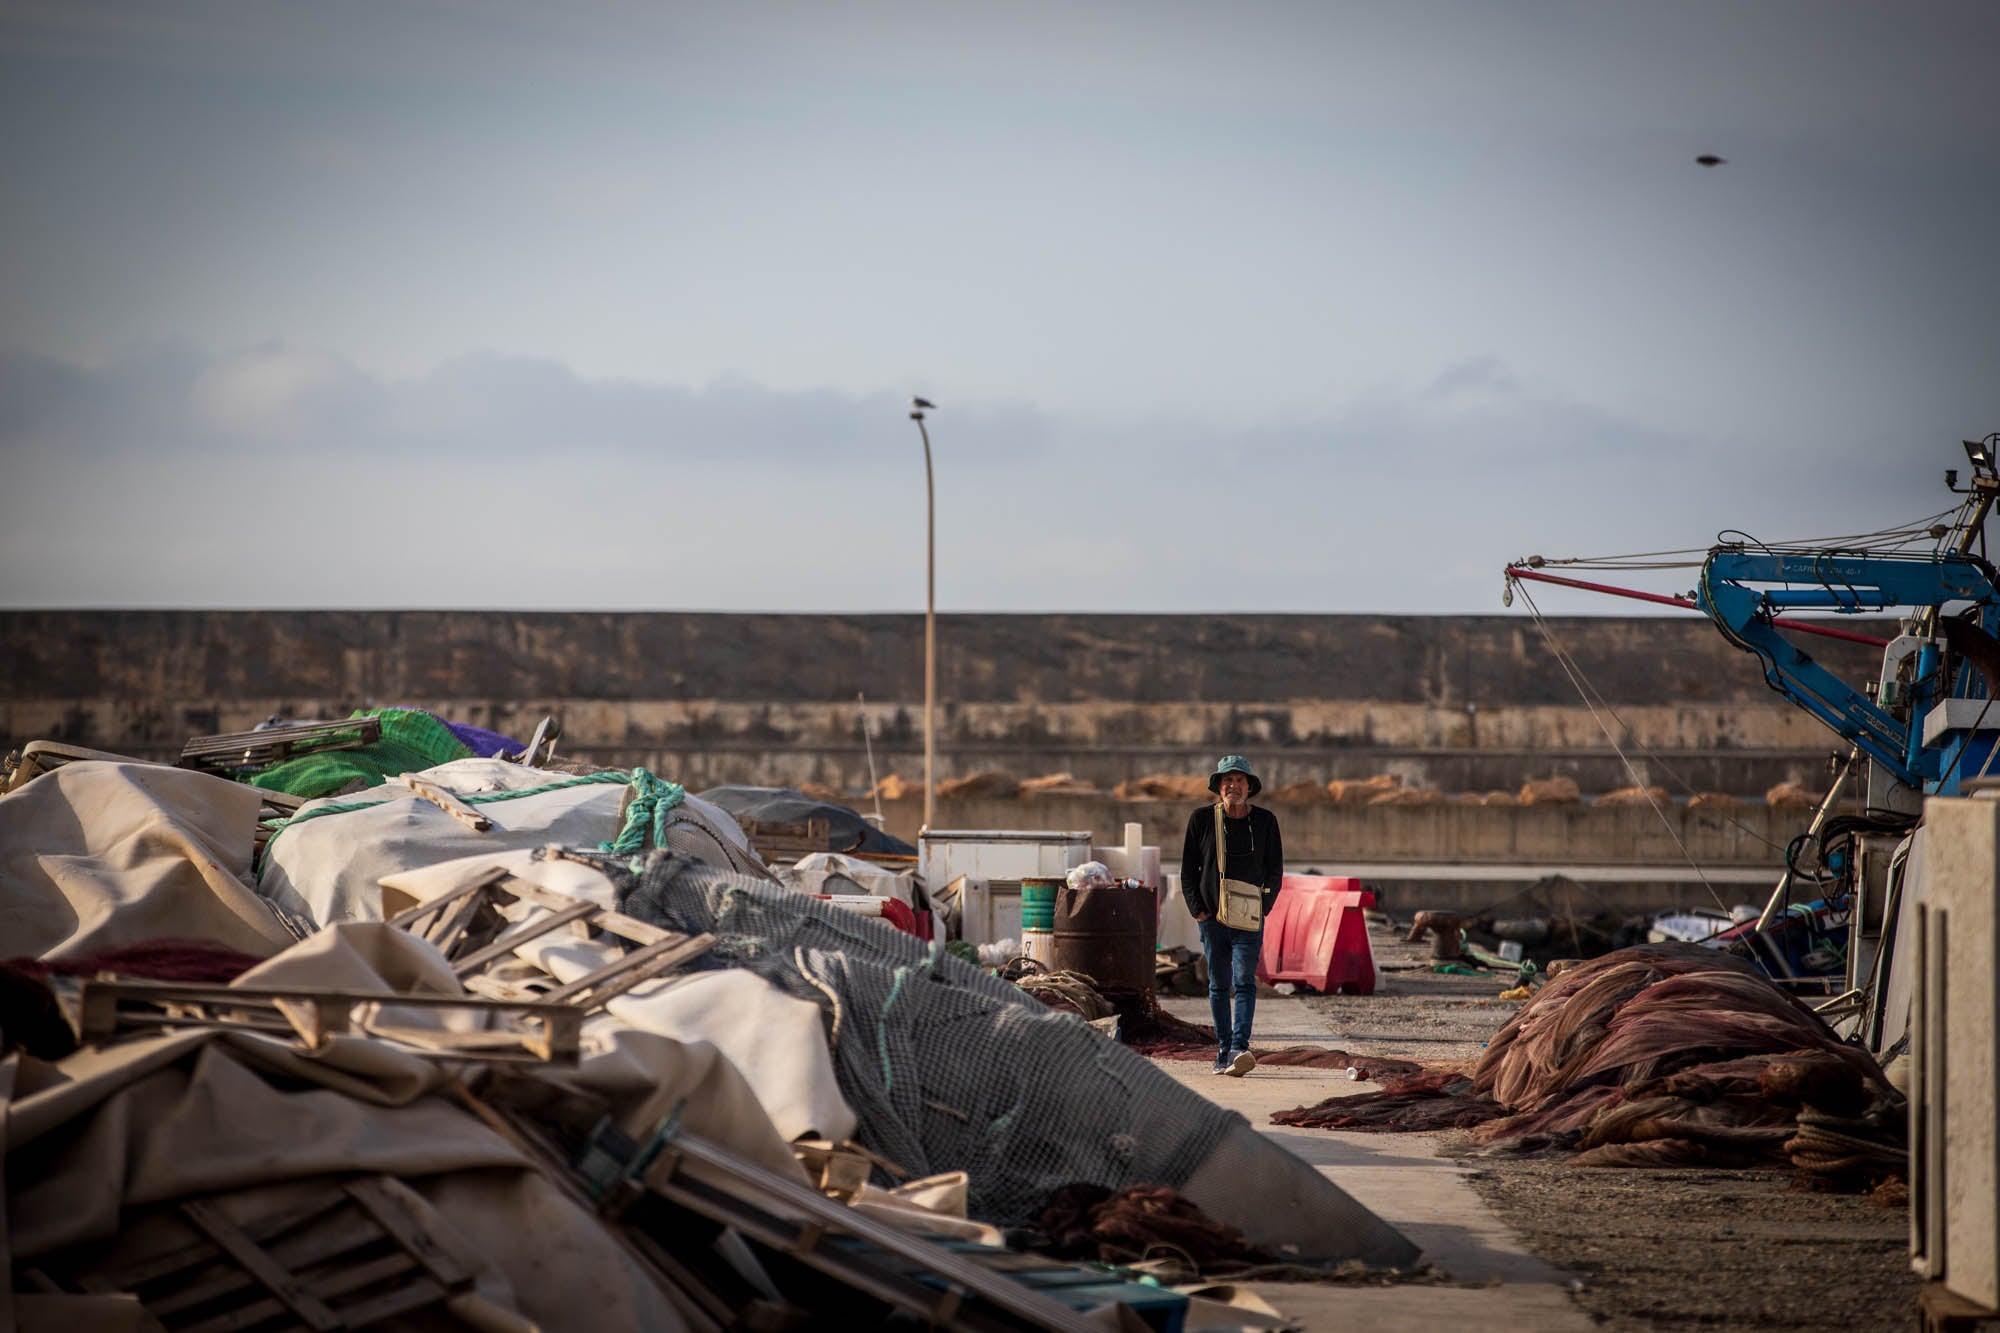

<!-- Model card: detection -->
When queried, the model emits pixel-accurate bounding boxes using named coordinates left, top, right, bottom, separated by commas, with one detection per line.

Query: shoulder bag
left=1212, top=804, right=1265, bottom=932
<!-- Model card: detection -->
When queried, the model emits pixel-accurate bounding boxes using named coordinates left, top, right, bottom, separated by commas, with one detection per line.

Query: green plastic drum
left=1020, top=877, right=1061, bottom=931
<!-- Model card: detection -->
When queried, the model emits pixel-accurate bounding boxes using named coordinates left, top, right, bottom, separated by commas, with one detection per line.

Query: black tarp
left=697, top=786, right=916, bottom=857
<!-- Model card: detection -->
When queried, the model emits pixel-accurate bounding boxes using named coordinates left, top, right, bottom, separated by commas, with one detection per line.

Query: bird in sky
left=911, top=396, right=936, bottom=410
left=1695, top=154, right=1726, bottom=167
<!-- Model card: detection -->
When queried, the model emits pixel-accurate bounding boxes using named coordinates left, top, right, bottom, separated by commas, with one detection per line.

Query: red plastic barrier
left=813, top=893, right=933, bottom=940
left=1257, top=875, right=1378, bottom=995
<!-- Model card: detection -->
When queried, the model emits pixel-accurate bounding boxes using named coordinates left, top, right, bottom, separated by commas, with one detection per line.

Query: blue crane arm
left=1695, top=550, right=2000, bottom=789
left=1706, top=552, right=1999, bottom=611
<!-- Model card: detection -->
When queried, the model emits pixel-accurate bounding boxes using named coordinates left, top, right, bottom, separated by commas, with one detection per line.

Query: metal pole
left=857, top=692, right=884, bottom=830
left=1753, top=748, right=1857, bottom=931
left=910, top=403, right=937, bottom=831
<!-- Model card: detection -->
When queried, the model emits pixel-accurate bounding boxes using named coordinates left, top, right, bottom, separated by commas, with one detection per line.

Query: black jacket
left=1179, top=803, right=1284, bottom=919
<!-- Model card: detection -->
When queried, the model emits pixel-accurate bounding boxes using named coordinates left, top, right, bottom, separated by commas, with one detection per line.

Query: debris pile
left=0, top=721, right=1421, bottom=1328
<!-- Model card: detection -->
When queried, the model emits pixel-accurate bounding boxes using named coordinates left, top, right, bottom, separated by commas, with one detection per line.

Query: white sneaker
left=1226, top=1050, right=1256, bottom=1077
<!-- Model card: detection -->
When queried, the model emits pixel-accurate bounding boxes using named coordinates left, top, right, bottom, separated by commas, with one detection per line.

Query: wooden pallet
left=67, top=977, right=584, bottom=1065
left=470, top=1087, right=1105, bottom=1333
left=178, top=718, right=383, bottom=775
left=734, top=815, right=843, bottom=861
left=384, top=866, right=716, bottom=1011
left=26, top=1176, right=481, bottom=1331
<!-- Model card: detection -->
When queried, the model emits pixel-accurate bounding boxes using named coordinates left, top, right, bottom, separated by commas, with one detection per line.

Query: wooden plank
left=364, top=1010, right=580, bottom=1063
left=495, top=874, right=673, bottom=947
left=514, top=716, right=558, bottom=767
left=72, top=979, right=584, bottom=1065
left=383, top=865, right=511, bottom=932
left=128, top=1198, right=374, bottom=1314
left=269, top=995, right=345, bottom=1050
left=642, top=1133, right=1094, bottom=1331
left=451, top=900, right=599, bottom=977
left=642, top=1163, right=982, bottom=1329
left=258, top=788, right=308, bottom=815
left=325, top=1275, right=450, bottom=1328
left=179, top=1261, right=434, bottom=1333
left=397, top=773, right=494, bottom=832
left=300, top=1251, right=422, bottom=1301
left=624, top=1231, right=730, bottom=1333
left=443, top=1080, right=741, bottom=1332
left=428, top=886, right=497, bottom=958
left=462, top=973, right=545, bottom=1004
left=87, top=1196, right=344, bottom=1292
left=178, top=1199, right=342, bottom=1332
left=342, top=1177, right=477, bottom=1289
left=538, top=933, right=716, bottom=1010
left=75, top=978, right=578, bottom=1016
left=739, top=816, right=833, bottom=858
left=161, top=1252, right=416, bottom=1328
left=178, top=718, right=382, bottom=772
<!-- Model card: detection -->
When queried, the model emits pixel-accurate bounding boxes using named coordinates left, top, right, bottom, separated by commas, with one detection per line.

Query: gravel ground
left=1451, top=1158, right=1914, bottom=1330
left=1290, top=921, right=1919, bottom=1331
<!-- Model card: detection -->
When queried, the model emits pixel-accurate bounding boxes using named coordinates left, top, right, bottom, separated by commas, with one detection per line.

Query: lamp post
left=909, top=396, right=937, bottom=830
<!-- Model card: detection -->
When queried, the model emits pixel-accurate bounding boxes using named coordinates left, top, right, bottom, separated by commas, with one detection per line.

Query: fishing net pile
left=604, top=849, right=1242, bottom=1225
left=1028, top=1183, right=1275, bottom=1269
left=1276, top=943, right=1904, bottom=1179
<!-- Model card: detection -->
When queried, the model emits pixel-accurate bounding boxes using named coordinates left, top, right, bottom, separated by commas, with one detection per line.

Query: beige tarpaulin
left=5, top=922, right=815, bottom=1330
left=0, top=761, right=300, bottom=959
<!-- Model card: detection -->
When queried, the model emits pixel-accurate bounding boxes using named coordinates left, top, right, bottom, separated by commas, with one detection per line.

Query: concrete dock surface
left=1153, top=994, right=1596, bottom=1332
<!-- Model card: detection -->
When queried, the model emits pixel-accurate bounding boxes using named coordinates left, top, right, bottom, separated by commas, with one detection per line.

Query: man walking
left=1179, top=755, right=1284, bottom=1076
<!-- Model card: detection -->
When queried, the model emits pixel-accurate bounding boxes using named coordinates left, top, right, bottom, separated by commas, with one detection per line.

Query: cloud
left=0, top=344, right=1057, bottom=472
left=189, top=344, right=376, bottom=439
left=0, top=342, right=1959, bottom=612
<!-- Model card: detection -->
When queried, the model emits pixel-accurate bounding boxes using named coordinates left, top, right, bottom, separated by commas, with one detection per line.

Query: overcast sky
left=3, top=1, right=1996, bottom=612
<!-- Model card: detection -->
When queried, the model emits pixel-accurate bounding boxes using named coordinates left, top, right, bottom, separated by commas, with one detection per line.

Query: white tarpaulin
left=259, top=758, right=765, bottom=929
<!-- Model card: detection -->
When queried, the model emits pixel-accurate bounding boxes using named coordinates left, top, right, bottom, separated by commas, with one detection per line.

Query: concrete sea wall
left=0, top=609, right=1881, bottom=797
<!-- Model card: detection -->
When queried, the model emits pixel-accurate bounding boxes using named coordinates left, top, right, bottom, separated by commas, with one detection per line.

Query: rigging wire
left=1513, top=581, right=1743, bottom=914
left=1522, top=506, right=1963, bottom=571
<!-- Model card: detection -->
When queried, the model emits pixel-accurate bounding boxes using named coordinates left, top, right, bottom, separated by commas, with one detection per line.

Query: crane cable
left=1524, top=506, right=1961, bottom=572
left=1506, top=576, right=1791, bottom=854
left=1510, top=578, right=1739, bottom=913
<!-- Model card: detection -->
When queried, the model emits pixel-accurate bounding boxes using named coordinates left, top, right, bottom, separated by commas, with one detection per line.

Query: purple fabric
left=443, top=719, right=523, bottom=758
left=379, top=705, right=521, bottom=760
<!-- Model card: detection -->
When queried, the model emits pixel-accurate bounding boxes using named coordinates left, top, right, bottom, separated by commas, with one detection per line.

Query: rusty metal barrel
left=1053, top=882, right=1156, bottom=1000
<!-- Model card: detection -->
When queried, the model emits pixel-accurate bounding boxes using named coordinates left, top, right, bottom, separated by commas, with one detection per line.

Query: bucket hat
left=1207, top=754, right=1262, bottom=798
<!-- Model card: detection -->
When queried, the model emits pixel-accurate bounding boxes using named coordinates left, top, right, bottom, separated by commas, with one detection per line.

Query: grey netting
left=572, top=847, right=1242, bottom=1226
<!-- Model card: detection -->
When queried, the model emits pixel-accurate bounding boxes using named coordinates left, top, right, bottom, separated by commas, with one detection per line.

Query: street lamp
left=909, top=396, right=938, bottom=831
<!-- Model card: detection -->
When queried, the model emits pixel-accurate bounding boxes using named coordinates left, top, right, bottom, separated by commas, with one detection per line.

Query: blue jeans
left=1201, top=918, right=1261, bottom=1056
